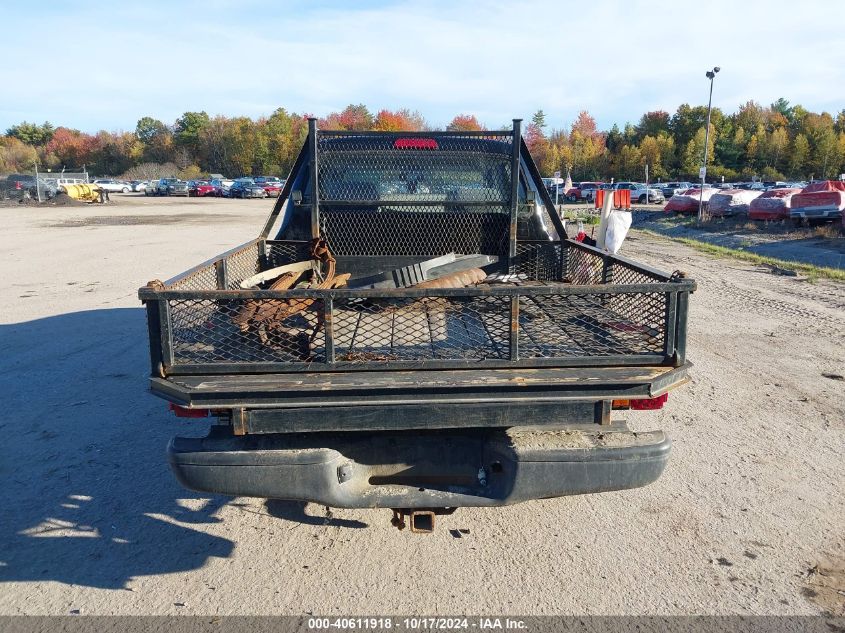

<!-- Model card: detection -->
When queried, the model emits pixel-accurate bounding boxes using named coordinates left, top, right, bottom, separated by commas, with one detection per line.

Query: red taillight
left=169, top=403, right=209, bottom=418
left=630, top=393, right=669, bottom=410
left=394, top=138, right=438, bottom=150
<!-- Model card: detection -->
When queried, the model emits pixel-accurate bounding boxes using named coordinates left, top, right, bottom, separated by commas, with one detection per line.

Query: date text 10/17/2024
left=307, top=618, right=528, bottom=630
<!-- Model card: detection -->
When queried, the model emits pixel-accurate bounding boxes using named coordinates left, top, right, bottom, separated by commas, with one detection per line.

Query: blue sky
left=2, top=0, right=843, bottom=133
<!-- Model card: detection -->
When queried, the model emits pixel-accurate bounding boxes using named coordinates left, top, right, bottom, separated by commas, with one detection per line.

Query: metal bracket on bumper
left=167, top=427, right=670, bottom=509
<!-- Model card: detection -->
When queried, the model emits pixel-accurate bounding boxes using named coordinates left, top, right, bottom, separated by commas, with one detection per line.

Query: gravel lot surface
left=1, top=195, right=842, bottom=616
left=633, top=211, right=845, bottom=271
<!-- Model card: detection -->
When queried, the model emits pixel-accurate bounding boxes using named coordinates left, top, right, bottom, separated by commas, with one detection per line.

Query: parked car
left=541, top=176, right=563, bottom=190
left=229, top=178, right=266, bottom=198
left=253, top=176, right=285, bottom=198
left=154, top=178, right=189, bottom=196
left=790, top=180, right=845, bottom=223
left=210, top=178, right=234, bottom=197
left=145, top=179, right=161, bottom=196
left=584, top=182, right=615, bottom=203
left=762, top=181, right=787, bottom=191
left=614, top=182, right=665, bottom=204
left=259, top=181, right=283, bottom=197
left=749, top=188, right=802, bottom=221
left=54, top=177, right=86, bottom=190
left=188, top=180, right=220, bottom=197
left=661, top=182, right=694, bottom=199
left=548, top=182, right=570, bottom=200
left=253, top=176, right=284, bottom=186
left=93, top=179, right=132, bottom=193
left=708, top=189, right=763, bottom=217
left=560, top=181, right=581, bottom=201
left=130, top=180, right=149, bottom=192
left=2, top=174, right=57, bottom=199
left=576, top=181, right=603, bottom=202
left=664, top=187, right=718, bottom=214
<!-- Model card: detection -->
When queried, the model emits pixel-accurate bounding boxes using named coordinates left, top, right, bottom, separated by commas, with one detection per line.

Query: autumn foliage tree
left=2, top=99, right=843, bottom=182
left=446, top=115, right=483, bottom=131
left=372, top=109, right=426, bottom=131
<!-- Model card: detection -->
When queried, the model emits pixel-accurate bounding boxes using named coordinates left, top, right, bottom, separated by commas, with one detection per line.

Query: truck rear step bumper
left=168, top=428, right=670, bottom=509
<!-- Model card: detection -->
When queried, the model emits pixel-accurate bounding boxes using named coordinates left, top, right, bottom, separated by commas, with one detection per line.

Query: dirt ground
left=0, top=194, right=842, bottom=616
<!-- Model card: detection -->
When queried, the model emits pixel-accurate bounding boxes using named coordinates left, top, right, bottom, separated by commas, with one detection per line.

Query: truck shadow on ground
left=0, top=308, right=236, bottom=590
left=263, top=500, right=369, bottom=529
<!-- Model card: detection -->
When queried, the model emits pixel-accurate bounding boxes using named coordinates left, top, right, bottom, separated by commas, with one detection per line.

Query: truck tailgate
left=151, top=363, right=690, bottom=433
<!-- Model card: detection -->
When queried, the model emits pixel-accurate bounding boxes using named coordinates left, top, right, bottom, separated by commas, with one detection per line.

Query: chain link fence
left=0, top=170, right=88, bottom=201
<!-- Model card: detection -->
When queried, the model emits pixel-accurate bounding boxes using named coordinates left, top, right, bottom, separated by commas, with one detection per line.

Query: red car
left=261, top=183, right=282, bottom=197
left=188, top=181, right=220, bottom=197
left=253, top=176, right=284, bottom=197
left=569, top=181, right=603, bottom=201
left=749, top=188, right=802, bottom=220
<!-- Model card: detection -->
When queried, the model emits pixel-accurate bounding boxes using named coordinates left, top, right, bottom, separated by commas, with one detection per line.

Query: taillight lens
left=169, top=403, right=209, bottom=418
left=613, top=393, right=669, bottom=410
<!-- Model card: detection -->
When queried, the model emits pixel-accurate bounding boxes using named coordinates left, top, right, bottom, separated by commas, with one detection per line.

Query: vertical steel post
left=157, top=300, right=174, bottom=374
left=214, top=258, right=228, bottom=289
left=509, top=119, right=522, bottom=260
left=674, top=291, right=689, bottom=367
left=35, top=162, right=41, bottom=202
left=698, top=70, right=717, bottom=222
left=323, top=297, right=335, bottom=363
left=309, top=118, right=320, bottom=239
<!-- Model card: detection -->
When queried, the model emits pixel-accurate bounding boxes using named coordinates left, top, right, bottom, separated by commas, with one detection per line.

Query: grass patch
left=636, top=229, right=845, bottom=282
left=562, top=210, right=601, bottom=225
left=813, top=224, right=843, bottom=239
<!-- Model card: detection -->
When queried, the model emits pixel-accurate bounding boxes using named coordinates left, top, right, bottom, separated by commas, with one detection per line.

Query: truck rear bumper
left=791, top=207, right=842, bottom=219
left=168, top=428, right=670, bottom=509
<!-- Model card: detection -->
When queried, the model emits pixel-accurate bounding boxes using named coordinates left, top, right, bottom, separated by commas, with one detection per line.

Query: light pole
left=698, top=66, right=720, bottom=222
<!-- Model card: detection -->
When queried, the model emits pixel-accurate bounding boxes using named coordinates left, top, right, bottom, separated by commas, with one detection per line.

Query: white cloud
left=1, top=0, right=842, bottom=132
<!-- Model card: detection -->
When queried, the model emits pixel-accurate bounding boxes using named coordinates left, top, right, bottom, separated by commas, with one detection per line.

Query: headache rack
left=139, top=122, right=695, bottom=378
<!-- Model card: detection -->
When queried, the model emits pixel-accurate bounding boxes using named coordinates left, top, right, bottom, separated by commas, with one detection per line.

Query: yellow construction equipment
left=62, top=184, right=106, bottom=203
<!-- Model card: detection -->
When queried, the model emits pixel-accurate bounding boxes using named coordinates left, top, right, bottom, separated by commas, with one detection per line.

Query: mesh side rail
left=264, top=240, right=312, bottom=268
left=320, top=207, right=510, bottom=257
left=164, top=239, right=264, bottom=291
left=170, top=298, right=325, bottom=364
left=162, top=287, right=679, bottom=371
left=331, top=296, right=511, bottom=362
left=225, top=242, right=261, bottom=289
left=518, top=293, right=667, bottom=358
left=511, top=242, right=562, bottom=280
left=151, top=238, right=689, bottom=372
left=563, top=242, right=673, bottom=285
left=606, top=259, right=666, bottom=285
left=167, top=263, right=218, bottom=291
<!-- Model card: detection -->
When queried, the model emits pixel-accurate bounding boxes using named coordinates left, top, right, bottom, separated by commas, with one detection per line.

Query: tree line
left=2, top=99, right=844, bottom=182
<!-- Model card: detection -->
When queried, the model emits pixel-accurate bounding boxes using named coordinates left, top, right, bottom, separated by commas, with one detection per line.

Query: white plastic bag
left=604, top=210, right=632, bottom=254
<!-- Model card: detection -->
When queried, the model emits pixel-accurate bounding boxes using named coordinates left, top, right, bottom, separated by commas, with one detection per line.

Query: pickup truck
left=3, top=174, right=58, bottom=199
left=140, top=120, right=695, bottom=532
left=614, top=182, right=665, bottom=204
